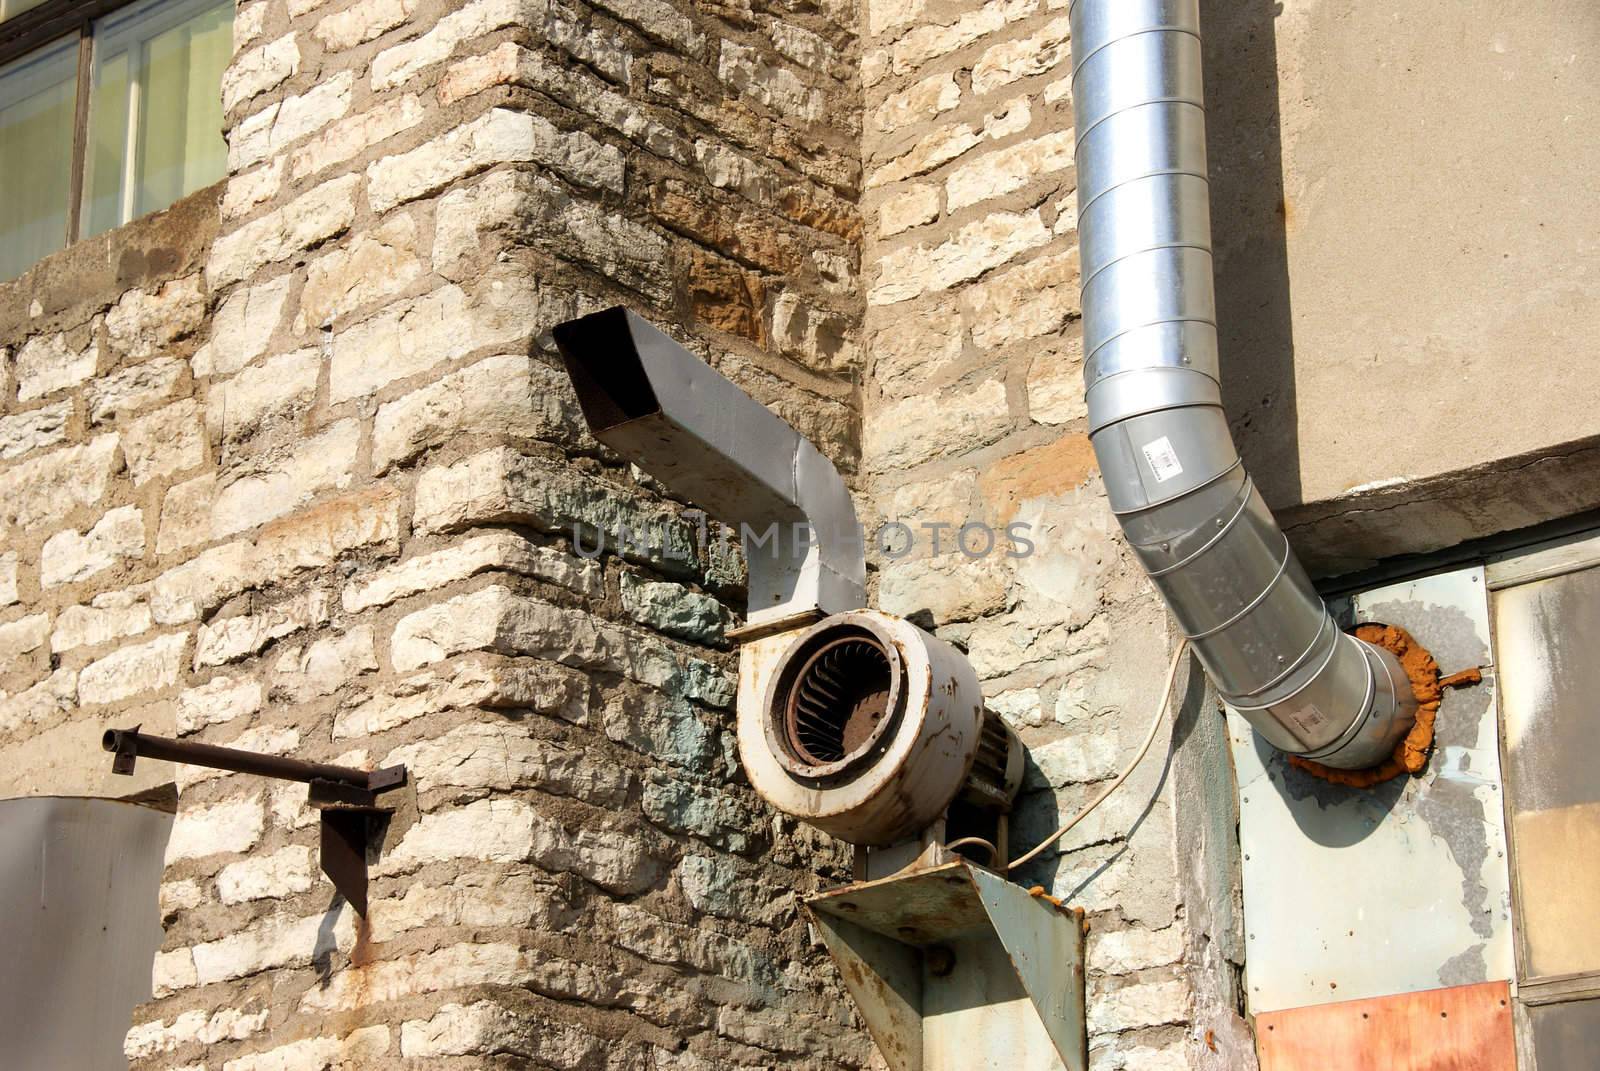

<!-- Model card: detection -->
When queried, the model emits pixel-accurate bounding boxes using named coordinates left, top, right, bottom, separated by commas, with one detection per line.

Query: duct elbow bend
left=1069, top=0, right=1415, bottom=769
left=552, top=307, right=866, bottom=625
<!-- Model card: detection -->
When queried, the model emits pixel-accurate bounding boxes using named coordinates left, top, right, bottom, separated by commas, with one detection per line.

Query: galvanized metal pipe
left=1067, top=0, right=1415, bottom=767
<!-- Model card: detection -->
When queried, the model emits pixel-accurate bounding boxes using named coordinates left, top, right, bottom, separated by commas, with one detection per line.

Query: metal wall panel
left=0, top=796, right=173, bottom=1070
left=1230, top=566, right=1514, bottom=1012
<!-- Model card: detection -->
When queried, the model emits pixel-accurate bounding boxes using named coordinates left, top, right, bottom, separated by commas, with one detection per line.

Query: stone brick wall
left=0, top=0, right=880, bottom=1066
left=0, top=0, right=1270, bottom=1065
left=857, top=3, right=1253, bottom=1069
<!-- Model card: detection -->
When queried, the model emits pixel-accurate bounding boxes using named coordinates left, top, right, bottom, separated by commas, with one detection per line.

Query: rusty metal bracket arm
left=102, top=727, right=406, bottom=915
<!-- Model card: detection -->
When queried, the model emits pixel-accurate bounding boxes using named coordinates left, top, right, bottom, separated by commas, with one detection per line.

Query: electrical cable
left=942, top=836, right=998, bottom=863
left=1002, top=638, right=1191, bottom=873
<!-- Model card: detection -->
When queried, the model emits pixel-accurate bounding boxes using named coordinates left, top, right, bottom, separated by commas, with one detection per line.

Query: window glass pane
left=0, top=36, right=76, bottom=282
left=1493, top=561, right=1600, bottom=980
left=82, top=0, right=231, bottom=239
left=0, top=0, right=50, bottom=25
left=1529, top=998, right=1600, bottom=1071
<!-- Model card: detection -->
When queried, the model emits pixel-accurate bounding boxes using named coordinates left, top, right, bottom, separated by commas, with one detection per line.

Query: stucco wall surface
left=1205, top=0, right=1600, bottom=574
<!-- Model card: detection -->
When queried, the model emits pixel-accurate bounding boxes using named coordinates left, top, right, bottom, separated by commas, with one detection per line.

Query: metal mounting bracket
left=102, top=727, right=406, bottom=915
left=806, top=860, right=1088, bottom=1071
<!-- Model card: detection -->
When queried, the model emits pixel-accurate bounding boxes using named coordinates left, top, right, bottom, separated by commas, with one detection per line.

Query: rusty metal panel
left=1493, top=562, right=1600, bottom=981
left=0, top=796, right=173, bottom=1070
left=1256, top=981, right=1515, bottom=1071
left=807, top=861, right=1084, bottom=1071
left=1230, top=565, right=1514, bottom=1013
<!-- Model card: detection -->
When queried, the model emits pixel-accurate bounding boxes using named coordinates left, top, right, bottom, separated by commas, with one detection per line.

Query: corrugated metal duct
left=1067, top=0, right=1415, bottom=767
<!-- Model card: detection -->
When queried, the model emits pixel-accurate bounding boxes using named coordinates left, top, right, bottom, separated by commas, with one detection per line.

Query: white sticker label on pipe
left=1142, top=436, right=1184, bottom=483
left=1279, top=700, right=1330, bottom=738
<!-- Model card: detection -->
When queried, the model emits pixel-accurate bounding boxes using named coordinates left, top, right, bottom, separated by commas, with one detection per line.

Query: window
left=0, top=0, right=231, bottom=281
left=1487, top=530, right=1600, bottom=1069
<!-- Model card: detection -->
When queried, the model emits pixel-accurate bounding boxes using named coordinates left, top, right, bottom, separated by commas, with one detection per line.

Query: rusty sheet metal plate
left=0, top=796, right=173, bottom=1070
left=1230, top=566, right=1514, bottom=1013
left=1256, top=980, right=1515, bottom=1070
left=807, top=861, right=1085, bottom=1071
left=809, top=861, right=993, bottom=944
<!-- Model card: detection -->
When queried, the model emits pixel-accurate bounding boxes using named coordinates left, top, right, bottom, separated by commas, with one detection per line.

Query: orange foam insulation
left=1288, top=623, right=1482, bottom=789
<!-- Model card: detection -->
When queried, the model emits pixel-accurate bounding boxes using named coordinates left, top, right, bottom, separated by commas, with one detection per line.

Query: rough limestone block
left=52, top=591, right=154, bottom=652
left=870, top=209, right=1051, bottom=305
left=41, top=505, right=146, bottom=587
left=0, top=435, right=119, bottom=536
left=124, top=1007, right=268, bottom=1061
left=104, top=276, right=206, bottom=361
left=287, top=94, right=424, bottom=182
left=0, top=612, right=50, bottom=669
left=410, top=447, right=697, bottom=568
left=220, top=32, right=300, bottom=113
left=219, top=348, right=319, bottom=443
left=327, top=273, right=537, bottom=403
left=381, top=721, right=632, bottom=801
left=215, top=844, right=316, bottom=904
left=342, top=530, right=601, bottom=613
left=298, top=943, right=532, bottom=1013
left=175, top=676, right=263, bottom=734
left=123, top=399, right=207, bottom=486
left=193, top=588, right=332, bottom=667
left=207, top=174, right=358, bottom=288
left=945, top=130, right=1076, bottom=212
left=209, top=419, right=359, bottom=537
left=197, top=275, right=292, bottom=378
left=164, top=796, right=265, bottom=863
left=620, top=573, right=727, bottom=644
left=189, top=906, right=356, bottom=986
left=270, top=625, right=376, bottom=701
left=331, top=655, right=590, bottom=738
left=299, top=215, right=422, bottom=328
left=0, top=401, right=70, bottom=461
left=971, top=16, right=1072, bottom=96
left=78, top=632, right=187, bottom=705
left=222, top=1026, right=388, bottom=1071
left=15, top=330, right=98, bottom=401
left=370, top=354, right=580, bottom=472
left=87, top=358, right=187, bottom=424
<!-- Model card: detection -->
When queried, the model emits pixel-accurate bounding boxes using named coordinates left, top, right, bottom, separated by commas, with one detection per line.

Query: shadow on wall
left=1201, top=0, right=1302, bottom=509
left=1010, top=657, right=1207, bottom=899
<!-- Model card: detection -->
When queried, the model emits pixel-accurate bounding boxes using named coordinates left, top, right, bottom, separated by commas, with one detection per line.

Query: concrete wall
left=1204, top=0, right=1600, bottom=574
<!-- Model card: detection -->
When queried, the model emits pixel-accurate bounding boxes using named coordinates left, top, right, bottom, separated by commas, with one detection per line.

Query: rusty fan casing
left=741, top=610, right=1008, bottom=846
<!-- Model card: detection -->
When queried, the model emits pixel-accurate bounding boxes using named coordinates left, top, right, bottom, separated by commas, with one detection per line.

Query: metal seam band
left=1142, top=473, right=1255, bottom=578
left=1107, top=456, right=1243, bottom=518
left=1183, top=532, right=1294, bottom=642
left=1082, top=240, right=1215, bottom=293
left=1076, top=164, right=1211, bottom=220
left=1074, top=94, right=1207, bottom=150
left=1085, top=314, right=1218, bottom=369
left=1070, top=26, right=1203, bottom=83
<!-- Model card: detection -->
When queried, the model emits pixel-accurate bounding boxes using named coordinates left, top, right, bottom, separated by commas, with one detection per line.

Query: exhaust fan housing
left=740, top=610, right=1022, bottom=847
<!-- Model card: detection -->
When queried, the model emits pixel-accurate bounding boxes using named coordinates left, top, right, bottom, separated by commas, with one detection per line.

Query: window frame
left=0, top=0, right=219, bottom=256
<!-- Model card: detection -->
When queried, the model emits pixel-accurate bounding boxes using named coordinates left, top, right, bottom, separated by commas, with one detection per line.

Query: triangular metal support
left=806, top=860, right=1087, bottom=1071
